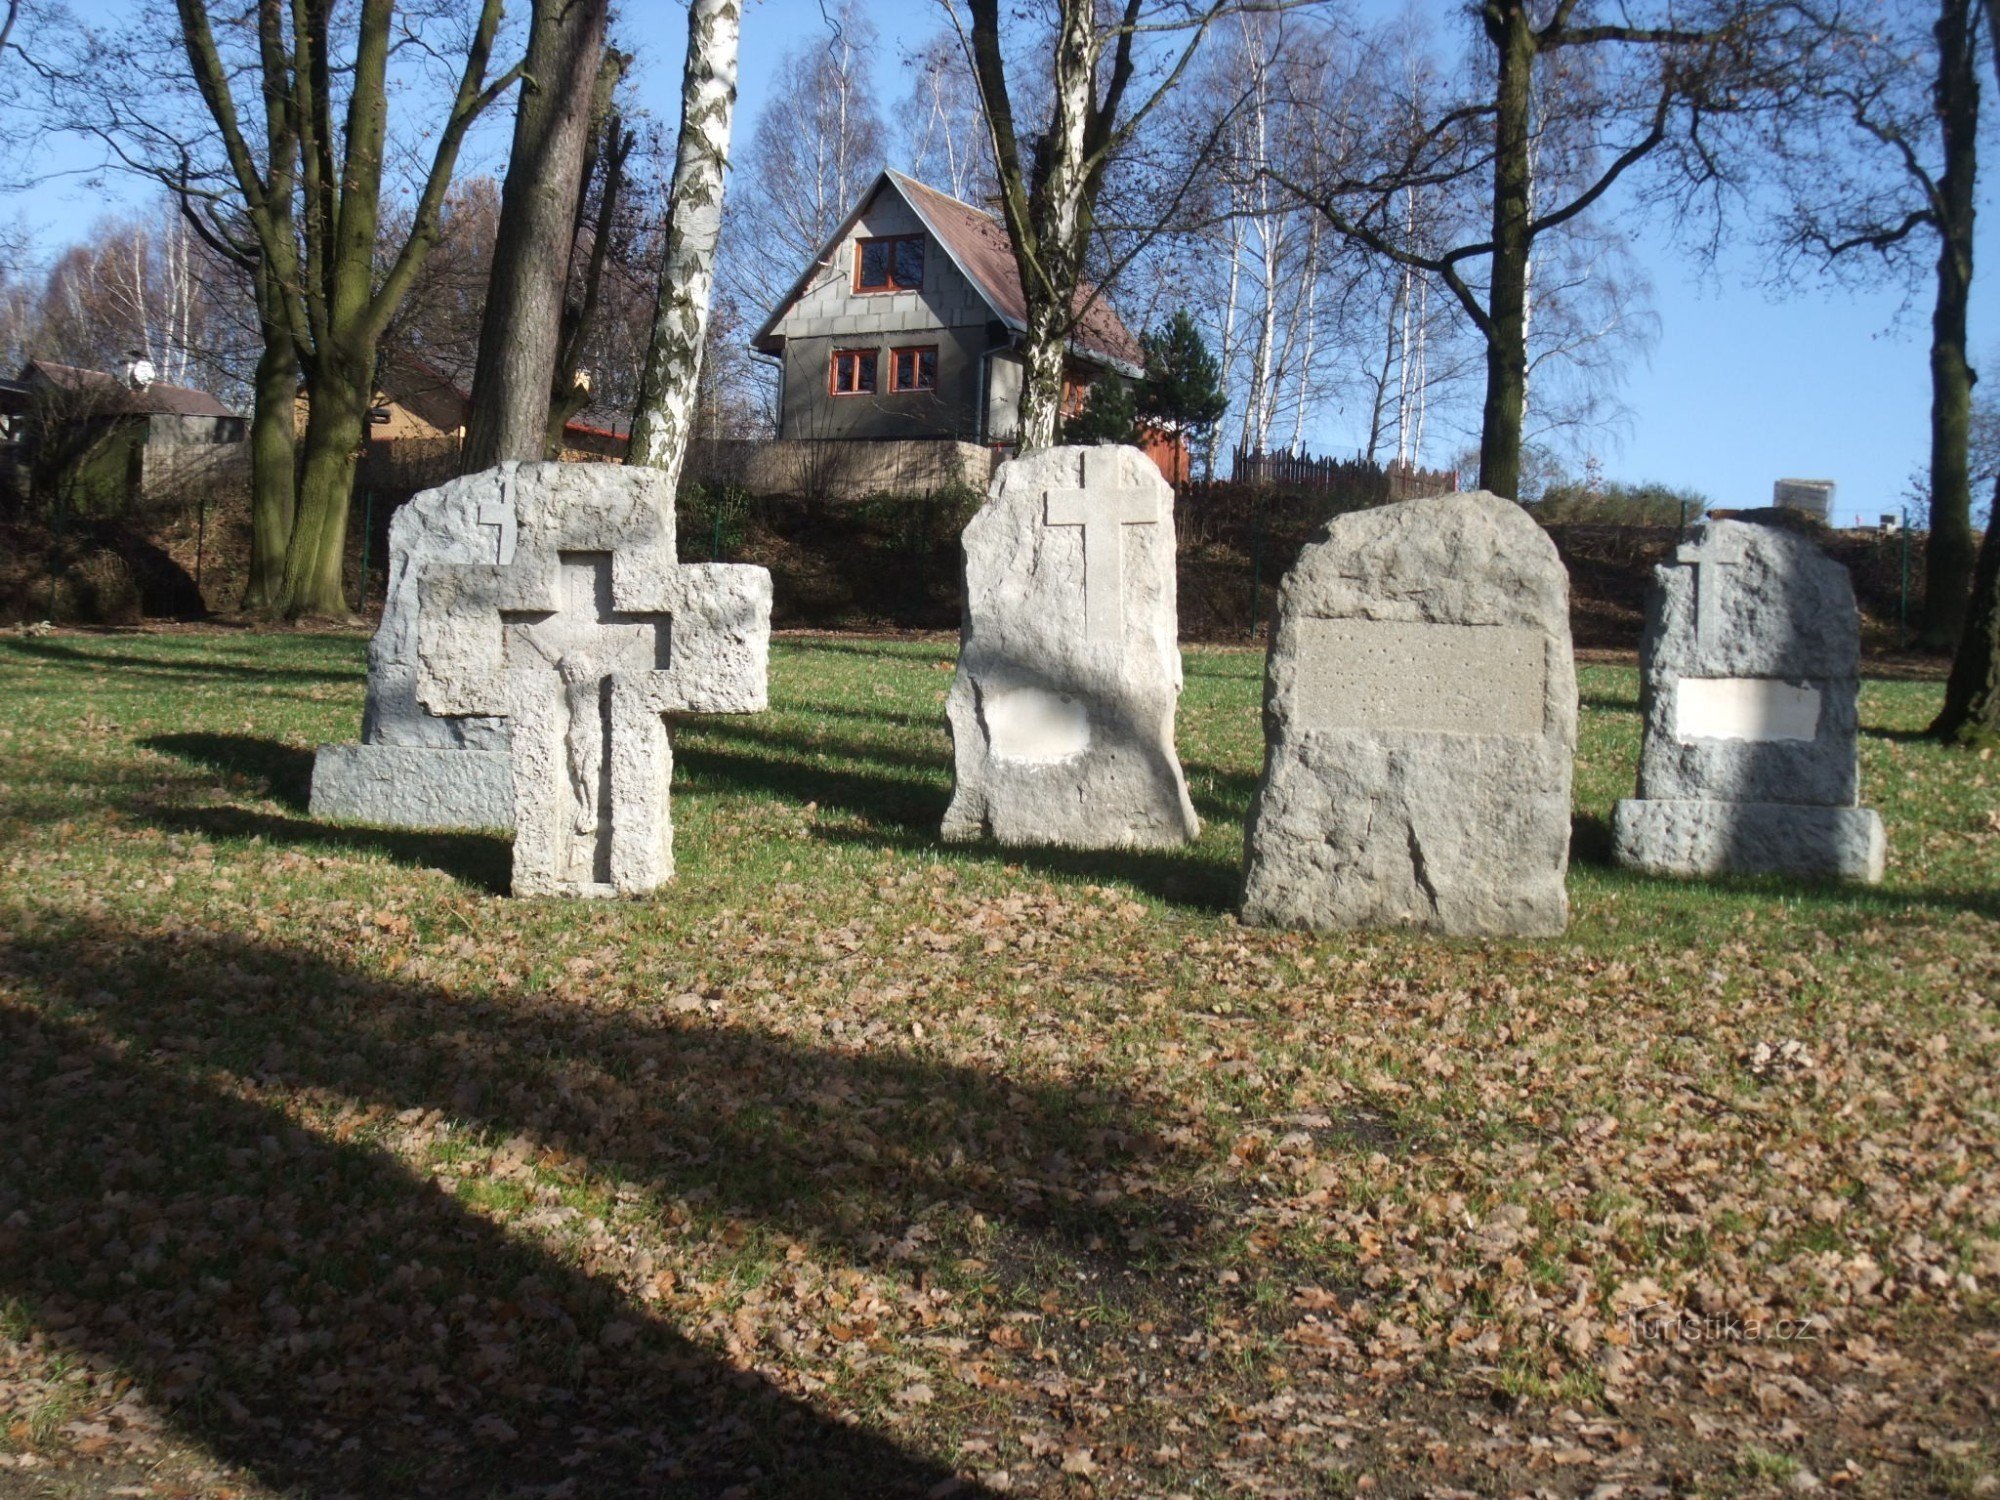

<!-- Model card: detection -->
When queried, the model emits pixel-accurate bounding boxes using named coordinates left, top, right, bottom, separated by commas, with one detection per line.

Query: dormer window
left=855, top=234, right=924, bottom=293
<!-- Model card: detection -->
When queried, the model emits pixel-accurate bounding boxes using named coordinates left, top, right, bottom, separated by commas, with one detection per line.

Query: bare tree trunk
left=548, top=56, right=634, bottom=454
left=461, top=0, right=610, bottom=472
left=1932, top=476, right=2000, bottom=738
left=1921, top=0, right=1980, bottom=649
left=242, top=267, right=296, bottom=612
left=1478, top=2, right=1535, bottom=500
left=1930, top=0, right=2000, bottom=739
left=277, top=0, right=514, bottom=619
left=628, top=0, right=742, bottom=492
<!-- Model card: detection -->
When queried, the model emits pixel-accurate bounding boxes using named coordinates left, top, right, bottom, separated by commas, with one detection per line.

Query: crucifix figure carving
left=415, top=466, right=770, bottom=898
left=502, top=555, right=670, bottom=887
left=1044, top=448, right=1162, bottom=647
left=1676, top=529, right=1746, bottom=659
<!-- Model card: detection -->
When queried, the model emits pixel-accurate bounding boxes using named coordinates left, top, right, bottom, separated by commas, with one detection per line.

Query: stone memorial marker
left=315, top=463, right=769, bottom=896
left=1240, top=491, right=1576, bottom=936
left=308, top=466, right=528, bottom=831
left=1613, top=518, right=1885, bottom=881
left=942, top=444, right=1198, bottom=848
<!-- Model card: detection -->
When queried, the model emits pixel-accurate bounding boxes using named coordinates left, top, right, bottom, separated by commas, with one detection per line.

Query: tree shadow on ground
left=1578, top=691, right=1641, bottom=714
left=144, top=803, right=513, bottom=894
left=0, top=919, right=1239, bottom=1496
left=1570, top=812, right=2000, bottom=921
left=144, top=733, right=317, bottom=812
left=810, top=823, right=1242, bottom=913
left=1862, top=723, right=1936, bottom=744
left=676, top=734, right=1242, bottom=912
left=1, top=637, right=358, bottom=685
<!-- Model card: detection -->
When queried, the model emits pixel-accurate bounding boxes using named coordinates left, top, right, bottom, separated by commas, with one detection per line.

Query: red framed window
left=829, top=347, right=878, bottom=395
left=854, top=234, right=924, bottom=292
left=889, top=345, right=938, bottom=393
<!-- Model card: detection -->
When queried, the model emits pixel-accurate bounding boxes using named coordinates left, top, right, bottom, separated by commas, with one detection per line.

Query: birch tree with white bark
left=628, top=0, right=743, bottom=494
left=953, top=0, right=1253, bottom=452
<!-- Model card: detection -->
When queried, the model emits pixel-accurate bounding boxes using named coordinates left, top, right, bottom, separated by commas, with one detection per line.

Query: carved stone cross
left=501, top=554, right=673, bottom=891
left=416, top=468, right=769, bottom=898
left=476, top=463, right=519, bottom=565
left=1676, top=529, right=1746, bottom=659
left=1044, top=447, right=1161, bottom=646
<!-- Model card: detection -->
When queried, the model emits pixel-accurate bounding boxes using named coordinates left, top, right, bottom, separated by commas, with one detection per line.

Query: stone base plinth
left=309, top=743, right=513, bottom=831
left=1613, top=798, right=1884, bottom=883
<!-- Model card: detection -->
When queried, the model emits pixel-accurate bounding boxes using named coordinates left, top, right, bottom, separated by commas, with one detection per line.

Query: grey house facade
left=750, top=171, right=1143, bottom=449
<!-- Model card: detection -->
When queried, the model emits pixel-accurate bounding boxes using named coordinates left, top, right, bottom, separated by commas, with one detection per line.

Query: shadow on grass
left=1579, top=692, right=1641, bottom=714
left=1, top=637, right=359, bottom=685
left=144, top=732, right=317, bottom=811
left=136, top=734, right=511, bottom=892
left=147, top=804, right=513, bottom=894
left=1862, top=723, right=1938, bottom=744
left=812, top=823, right=1243, bottom=914
left=1570, top=818, right=2000, bottom=922
left=677, top=733, right=1243, bottom=913
left=0, top=918, right=1259, bottom=1496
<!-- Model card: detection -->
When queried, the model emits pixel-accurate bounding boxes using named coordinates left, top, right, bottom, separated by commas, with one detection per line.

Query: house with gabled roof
left=750, top=170, right=1144, bottom=453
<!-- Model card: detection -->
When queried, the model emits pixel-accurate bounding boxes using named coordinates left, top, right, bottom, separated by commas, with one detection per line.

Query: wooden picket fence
left=1230, top=445, right=1456, bottom=503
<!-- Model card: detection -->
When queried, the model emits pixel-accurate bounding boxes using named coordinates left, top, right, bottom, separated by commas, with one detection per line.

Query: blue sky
left=10, top=0, right=1993, bottom=526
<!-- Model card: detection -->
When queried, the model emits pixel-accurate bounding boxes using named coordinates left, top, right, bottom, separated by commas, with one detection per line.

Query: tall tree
left=460, top=0, right=611, bottom=472
left=1137, top=307, right=1227, bottom=452
left=1932, top=0, right=2000, bottom=740
left=725, top=2, right=884, bottom=312
left=900, top=31, right=996, bottom=205
left=51, top=3, right=309, bottom=609
left=628, top=0, right=743, bottom=496
left=958, top=0, right=1243, bottom=451
left=547, top=50, right=637, bottom=453
left=1768, top=0, right=1980, bottom=649
left=1272, top=1, right=1766, bottom=499
left=172, top=0, right=518, bottom=616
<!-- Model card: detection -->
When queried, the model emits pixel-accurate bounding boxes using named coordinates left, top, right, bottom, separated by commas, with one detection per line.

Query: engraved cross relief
left=476, top=464, right=520, bottom=564
left=1043, top=449, right=1160, bottom=647
left=501, top=554, right=670, bottom=888
left=1676, top=530, right=1746, bottom=659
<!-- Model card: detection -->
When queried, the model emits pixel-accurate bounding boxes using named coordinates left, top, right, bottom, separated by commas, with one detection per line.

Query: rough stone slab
left=1637, top=520, right=1862, bottom=805
left=309, top=743, right=514, bottom=830
left=943, top=444, right=1198, bottom=849
left=411, top=464, right=768, bottom=898
left=1614, top=798, right=1886, bottom=882
left=1240, top=491, right=1576, bottom=937
left=359, top=466, right=529, bottom=753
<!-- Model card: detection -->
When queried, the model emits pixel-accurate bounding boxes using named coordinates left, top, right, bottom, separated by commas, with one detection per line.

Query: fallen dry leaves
left=0, top=631, right=1993, bottom=1499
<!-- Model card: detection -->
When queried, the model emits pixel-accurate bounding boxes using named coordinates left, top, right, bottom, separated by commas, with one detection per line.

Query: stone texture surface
left=942, top=444, right=1198, bottom=848
left=1240, top=491, right=1576, bottom=937
left=309, top=465, right=525, bottom=830
left=1634, top=520, right=1862, bottom=806
left=410, top=462, right=769, bottom=897
left=1616, top=518, right=1884, bottom=883
left=1613, top=799, right=1886, bottom=882
left=308, top=744, right=513, bottom=831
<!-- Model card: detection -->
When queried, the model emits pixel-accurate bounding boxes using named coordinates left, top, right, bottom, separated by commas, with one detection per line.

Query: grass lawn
left=0, top=627, right=1995, bottom=1499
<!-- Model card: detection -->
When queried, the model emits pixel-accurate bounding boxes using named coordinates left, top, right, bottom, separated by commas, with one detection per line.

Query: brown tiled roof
left=887, top=172, right=1144, bottom=374
left=23, top=360, right=237, bottom=418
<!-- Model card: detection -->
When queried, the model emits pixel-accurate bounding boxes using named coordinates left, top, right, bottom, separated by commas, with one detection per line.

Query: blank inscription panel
left=1295, top=619, right=1546, bottom=735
